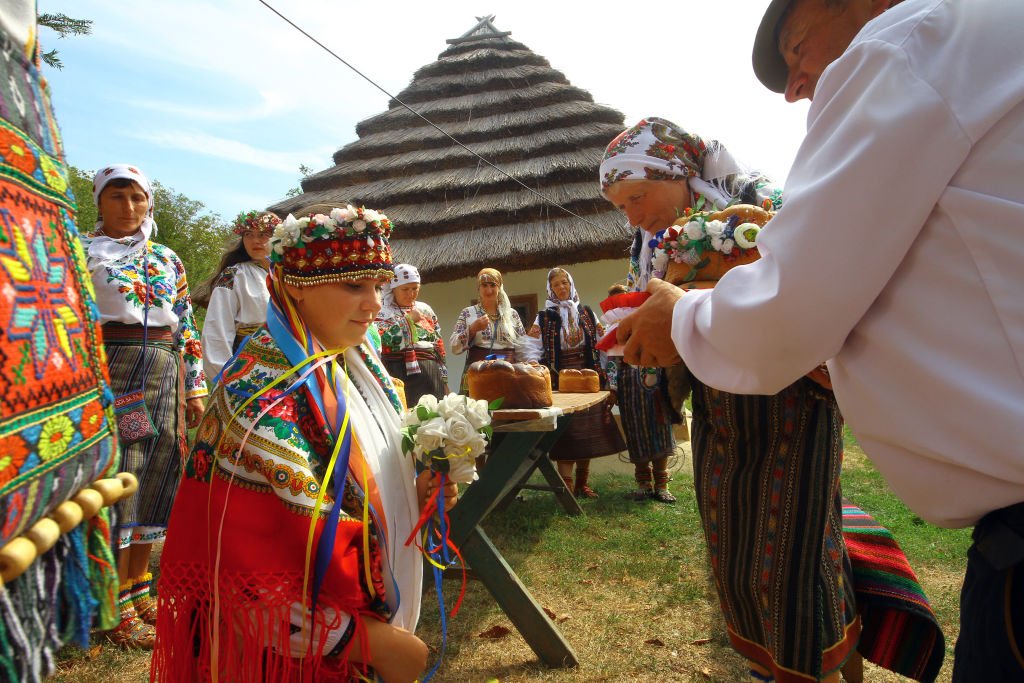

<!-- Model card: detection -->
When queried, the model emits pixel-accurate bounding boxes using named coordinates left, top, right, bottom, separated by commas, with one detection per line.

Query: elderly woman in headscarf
left=82, top=163, right=207, bottom=649
left=195, top=210, right=280, bottom=382
left=373, top=263, right=448, bottom=406
left=449, top=267, right=526, bottom=394
left=601, top=118, right=945, bottom=683
left=527, top=267, right=625, bottom=498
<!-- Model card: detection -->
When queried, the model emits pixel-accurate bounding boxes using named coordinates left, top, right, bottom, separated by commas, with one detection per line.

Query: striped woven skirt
left=616, top=363, right=676, bottom=463
left=690, top=377, right=858, bottom=682
left=382, top=347, right=449, bottom=407
left=104, top=324, right=186, bottom=538
left=550, top=352, right=625, bottom=461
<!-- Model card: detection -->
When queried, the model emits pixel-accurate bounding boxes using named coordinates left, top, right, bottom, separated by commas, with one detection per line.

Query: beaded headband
left=269, top=205, right=395, bottom=286
left=233, top=210, right=281, bottom=236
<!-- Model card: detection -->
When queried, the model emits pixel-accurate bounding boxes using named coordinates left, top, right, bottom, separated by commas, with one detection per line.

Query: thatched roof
left=268, top=15, right=629, bottom=282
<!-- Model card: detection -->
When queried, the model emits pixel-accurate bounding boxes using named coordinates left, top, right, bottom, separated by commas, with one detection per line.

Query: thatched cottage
left=268, top=16, right=631, bottom=388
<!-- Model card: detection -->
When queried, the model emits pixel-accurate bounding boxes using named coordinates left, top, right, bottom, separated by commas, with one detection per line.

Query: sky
left=39, top=0, right=811, bottom=223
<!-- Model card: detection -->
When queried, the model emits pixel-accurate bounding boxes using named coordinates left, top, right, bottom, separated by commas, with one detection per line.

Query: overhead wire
left=256, top=0, right=605, bottom=230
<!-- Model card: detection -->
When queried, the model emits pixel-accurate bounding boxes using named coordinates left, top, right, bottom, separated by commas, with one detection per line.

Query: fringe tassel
left=59, top=525, right=98, bottom=647
left=0, top=539, right=63, bottom=682
left=87, top=509, right=119, bottom=630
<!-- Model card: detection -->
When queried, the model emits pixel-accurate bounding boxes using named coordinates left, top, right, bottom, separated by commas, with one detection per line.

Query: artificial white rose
left=465, top=398, right=491, bottom=430
left=683, top=221, right=705, bottom=241
left=445, top=415, right=476, bottom=448
left=704, top=219, right=726, bottom=238
left=416, top=394, right=439, bottom=413
left=338, top=205, right=358, bottom=221
left=312, top=213, right=330, bottom=226
left=402, top=409, right=422, bottom=427
left=362, top=208, right=381, bottom=223
left=415, top=417, right=447, bottom=454
left=351, top=219, right=367, bottom=233
left=721, top=238, right=736, bottom=253
left=445, top=448, right=479, bottom=484
left=710, top=236, right=724, bottom=252
left=436, top=393, right=468, bottom=420
left=330, top=207, right=346, bottom=223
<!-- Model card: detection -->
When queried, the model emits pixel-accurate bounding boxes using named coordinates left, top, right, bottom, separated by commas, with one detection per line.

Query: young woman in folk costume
left=195, top=210, right=280, bottom=383
left=527, top=267, right=625, bottom=498
left=374, top=263, right=448, bottom=406
left=449, top=267, right=526, bottom=394
left=82, top=164, right=207, bottom=648
left=602, top=118, right=943, bottom=683
left=153, top=207, right=453, bottom=682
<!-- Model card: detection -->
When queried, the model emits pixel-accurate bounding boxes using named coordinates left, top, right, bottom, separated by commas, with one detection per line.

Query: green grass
left=54, top=441, right=971, bottom=682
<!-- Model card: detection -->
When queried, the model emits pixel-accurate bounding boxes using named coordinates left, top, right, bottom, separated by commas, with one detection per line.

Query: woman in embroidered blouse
left=155, top=207, right=448, bottom=682
left=449, top=267, right=526, bottom=393
left=81, top=164, right=207, bottom=649
left=527, top=267, right=625, bottom=498
left=194, top=210, right=279, bottom=382
left=374, top=263, right=448, bottom=406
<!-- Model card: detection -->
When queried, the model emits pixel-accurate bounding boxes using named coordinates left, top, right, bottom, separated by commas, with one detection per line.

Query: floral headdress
left=651, top=198, right=763, bottom=280
left=232, top=210, right=281, bottom=236
left=269, top=204, right=395, bottom=286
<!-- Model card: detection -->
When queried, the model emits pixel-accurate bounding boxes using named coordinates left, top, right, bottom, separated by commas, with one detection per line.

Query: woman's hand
left=469, top=316, right=490, bottom=335
left=348, top=619, right=428, bottom=683
left=406, top=308, right=422, bottom=323
left=527, top=324, right=541, bottom=339
left=185, top=397, right=206, bottom=428
left=806, top=364, right=833, bottom=390
left=416, top=471, right=459, bottom=512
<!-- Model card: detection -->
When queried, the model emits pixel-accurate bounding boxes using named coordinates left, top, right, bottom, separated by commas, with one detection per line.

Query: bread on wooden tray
left=558, top=368, right=600, bottom=393
left=467, top=359, right=553, bottom=408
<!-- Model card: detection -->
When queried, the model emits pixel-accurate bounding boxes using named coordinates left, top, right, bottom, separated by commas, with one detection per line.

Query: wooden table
left=448, top=391, right=609, bottom=668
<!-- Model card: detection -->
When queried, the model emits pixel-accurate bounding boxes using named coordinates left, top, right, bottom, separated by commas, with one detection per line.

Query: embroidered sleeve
left=511, top=309, right=527, bottom=338
left=421, top=303, right=445, bottom=360
left=170, top=250, right=208, bottom=397
left=373, top=307, right=406, bottom=355
left=449, top=306, right=472, bottom=355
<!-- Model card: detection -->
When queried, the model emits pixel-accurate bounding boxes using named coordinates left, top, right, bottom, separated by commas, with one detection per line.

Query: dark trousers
left=952, top=501, right=1024, bottom=682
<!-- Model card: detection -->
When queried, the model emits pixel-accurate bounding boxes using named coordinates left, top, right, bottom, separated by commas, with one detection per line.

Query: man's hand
left=618, top=279, right=685, bottom=367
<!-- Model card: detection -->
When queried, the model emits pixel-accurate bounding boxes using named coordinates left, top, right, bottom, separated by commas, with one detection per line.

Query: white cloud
left=129, top=129, right=332, bottom=174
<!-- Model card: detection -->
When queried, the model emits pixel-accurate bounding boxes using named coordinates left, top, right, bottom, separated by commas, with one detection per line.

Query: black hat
left=752, top=0, right=796, bottom=93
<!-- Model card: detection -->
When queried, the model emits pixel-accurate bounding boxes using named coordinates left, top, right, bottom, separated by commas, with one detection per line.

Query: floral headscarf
left=86, top=163, right=156, bottom=268
left=600, top=118, right=782, bottom=290
left=599, top=117, right=781, bottom=211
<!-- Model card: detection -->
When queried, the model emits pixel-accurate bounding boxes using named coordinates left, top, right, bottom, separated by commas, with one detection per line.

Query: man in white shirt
left=617, top=0, right=1024, bottom=679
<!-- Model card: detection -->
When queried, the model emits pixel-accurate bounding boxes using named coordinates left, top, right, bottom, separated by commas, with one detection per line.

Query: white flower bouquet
left=400, top=393, right=495, bottom=484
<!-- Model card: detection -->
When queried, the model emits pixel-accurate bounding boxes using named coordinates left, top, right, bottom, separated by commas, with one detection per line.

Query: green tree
left=68, top=165, right=228, bottom=296
left=284, top=164, right=314, bottom=198
left=37, top=12, right=92, bottom=70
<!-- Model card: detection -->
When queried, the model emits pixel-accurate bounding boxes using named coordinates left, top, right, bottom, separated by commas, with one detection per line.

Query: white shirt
left=201, top=261, right=270, bottom=381
left=672, top=0, right=1024, bottom=528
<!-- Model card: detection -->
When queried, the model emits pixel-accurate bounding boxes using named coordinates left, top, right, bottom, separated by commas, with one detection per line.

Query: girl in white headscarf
left=527, top=267, right=625, bottom=497
left=374, top=263, right=448, bottom=405
left=449, top=267, right=526, bottom=393
left=81, top=163, right=208, bottom=649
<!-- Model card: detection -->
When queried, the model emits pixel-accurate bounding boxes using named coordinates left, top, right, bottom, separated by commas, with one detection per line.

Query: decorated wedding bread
left=653, top=202, right=773, bottom=286
left=467, top=359, right=553, bottom=408
left=558, top=368, right=600, bottom=393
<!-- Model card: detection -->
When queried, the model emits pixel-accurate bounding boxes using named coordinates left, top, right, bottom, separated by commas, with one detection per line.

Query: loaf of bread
left=661, top=204, right=774, bottom=286
left=467, top=359, right=552, bottom=408
left=558, top=368, right=600, bottom=393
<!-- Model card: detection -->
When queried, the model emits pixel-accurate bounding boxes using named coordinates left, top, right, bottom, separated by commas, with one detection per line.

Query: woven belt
left=102, top=323, right=173, bottom=343
left=235, top=324, right=261, bottom=337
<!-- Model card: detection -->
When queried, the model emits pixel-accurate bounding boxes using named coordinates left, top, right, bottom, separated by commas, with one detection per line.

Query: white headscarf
left=382, top=263, right=421, bottom=310
left=86, top=164, right=157, bottom=269
left=544, top=267, right=580, bottom=331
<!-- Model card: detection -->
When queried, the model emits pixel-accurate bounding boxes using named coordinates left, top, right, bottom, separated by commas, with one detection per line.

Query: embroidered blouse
left=374, top=301, right=446, bottom=358
left=449, top=304, right=525, bottom=354
left=83, top=238, right=207, bottom=397
left=201, top=260, right=270, bottom=381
